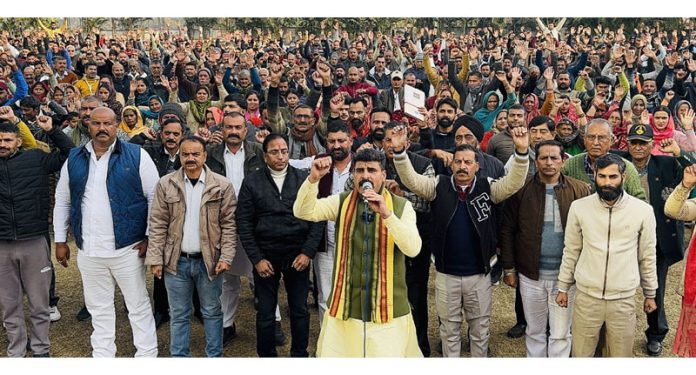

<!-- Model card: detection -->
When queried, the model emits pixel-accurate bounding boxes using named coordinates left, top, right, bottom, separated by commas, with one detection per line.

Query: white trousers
left=77, top=250, right=157, bottom=357
left=313, top=250, right=335, bottom=326
left=519, top=274, right=575, bottom=357
left=435, top=272, right=492, bottom=358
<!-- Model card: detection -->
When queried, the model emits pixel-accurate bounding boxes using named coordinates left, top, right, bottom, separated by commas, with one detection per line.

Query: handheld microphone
left=360, top=180, right=373, bottom=204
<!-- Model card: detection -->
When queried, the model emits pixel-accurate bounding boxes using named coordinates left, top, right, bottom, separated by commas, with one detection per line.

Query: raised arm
left=665, top=165, right=696, bottom=221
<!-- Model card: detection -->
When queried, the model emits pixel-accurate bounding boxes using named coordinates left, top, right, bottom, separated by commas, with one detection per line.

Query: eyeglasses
left=266, top=149, right=289, bottom=156
left=585, top=134, right=611, bottom=143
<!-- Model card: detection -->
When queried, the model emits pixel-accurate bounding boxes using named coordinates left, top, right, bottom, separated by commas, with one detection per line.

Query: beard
left=596, top=184, right=623, bottom=202
left=331, top=147, right=349, bottom=161
left=350, top=118, right=363, bottom=130
left=438, top=118, right=453, bottom=129
left=371, top=127, right=385, bottom=141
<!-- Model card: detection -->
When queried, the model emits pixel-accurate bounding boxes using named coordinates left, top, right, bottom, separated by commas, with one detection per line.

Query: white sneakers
left=49, top=306, right=61, bottom=322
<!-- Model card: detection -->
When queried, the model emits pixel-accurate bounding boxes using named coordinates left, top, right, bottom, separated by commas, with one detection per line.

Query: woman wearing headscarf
left=646, top=106, right=696, bottom=156
left=169, top=75, right=228, bottom=132
left=474, top=89, right=517, bottom=132
left=118, top=106, right=151, bottom=140
left=606, top=106, right=630, bottom=151
left=139, top=95, right=164, bottom=130
left=127, top=77, right=154, bottom=107
left=630, top=94, right=648, bottom=123
left=481, top=109, right=507, bottom=152
left=554, top=118, right=585, bottom=156
left=97, top=82, right=124, bottom=122
left=674, top=100, right=695, bottom=132
left=30, top=81, right=50, bottom=104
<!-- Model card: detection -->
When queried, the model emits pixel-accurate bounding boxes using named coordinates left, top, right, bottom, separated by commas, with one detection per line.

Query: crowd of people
left=1, top=17, right=696, bottom=358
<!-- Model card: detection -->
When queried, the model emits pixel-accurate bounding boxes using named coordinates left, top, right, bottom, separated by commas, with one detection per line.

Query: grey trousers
left=435, top=271, right=493, bottom=357
left=0, top=237, right=52, bottom=357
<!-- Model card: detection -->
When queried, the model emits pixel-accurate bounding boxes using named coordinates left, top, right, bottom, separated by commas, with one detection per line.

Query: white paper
left=403, top=85, right=425, bottom=121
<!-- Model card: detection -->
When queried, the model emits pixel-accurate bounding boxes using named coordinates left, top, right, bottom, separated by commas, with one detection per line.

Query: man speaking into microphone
left=294, top=148, right=423, bottom=357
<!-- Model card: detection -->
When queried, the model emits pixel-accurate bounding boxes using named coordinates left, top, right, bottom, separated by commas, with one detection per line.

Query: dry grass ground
left=0, top=237, right=688, bottom=358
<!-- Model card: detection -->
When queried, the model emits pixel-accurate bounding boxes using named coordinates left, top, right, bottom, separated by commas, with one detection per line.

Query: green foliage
left=115, top=17, right=152, bottom=31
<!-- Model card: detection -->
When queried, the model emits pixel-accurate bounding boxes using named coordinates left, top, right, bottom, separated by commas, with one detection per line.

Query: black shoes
left=223, top=324, right=238, bottom=347
left=76, top=306, right=91, bottom=321
left=154, top=312, right=170, bottom=329
left=506, top=323, right=526, bottom=339
left=646, top=341, right=663, bottom=356
left=274, top=321, right=286, bottom=346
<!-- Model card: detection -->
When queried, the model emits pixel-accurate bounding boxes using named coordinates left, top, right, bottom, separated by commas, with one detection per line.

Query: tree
left=116, top=17, right=152, bottom=32
left=184, top=18, right=219, bottom=39
left=81, top=18, right=109, bottom=32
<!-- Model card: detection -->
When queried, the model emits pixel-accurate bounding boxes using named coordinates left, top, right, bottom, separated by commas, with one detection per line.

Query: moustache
left=96, top=131, right=109, bottom=137
left=165, top=139, right=177, bottom=144
left=0, top=147, right=9, bottom=152
left=227, top=134, right=240, bottom=139
left=185, top=161, right=197, bottom=165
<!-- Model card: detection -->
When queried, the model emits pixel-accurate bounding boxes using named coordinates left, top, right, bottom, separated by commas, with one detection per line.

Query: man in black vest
left=391, top=124, right=530, bottom=357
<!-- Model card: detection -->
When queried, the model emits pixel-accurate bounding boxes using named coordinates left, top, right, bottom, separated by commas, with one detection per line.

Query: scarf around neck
left=330, top=189, right=396, bottom=323
left=290, top=124, right=318, bottom=157
left=190, top=99, right=212, bottom=125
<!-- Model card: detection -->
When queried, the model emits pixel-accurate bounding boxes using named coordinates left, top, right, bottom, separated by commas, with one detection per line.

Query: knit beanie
left=159, top=103, right=186, bottom=124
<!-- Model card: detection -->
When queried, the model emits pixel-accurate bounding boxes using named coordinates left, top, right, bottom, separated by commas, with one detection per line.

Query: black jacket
left=616, top=151, right=685, bottom=265
left=206, top=140, right=265, bottom=179
left=236, top=165, right=324, bottom=265
left=0, top=127, right=73, bottom=240
left=141, top=140, right=182, bottom=177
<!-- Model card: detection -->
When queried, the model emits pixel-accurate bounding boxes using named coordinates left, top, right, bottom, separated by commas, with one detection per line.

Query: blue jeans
left=164, top=257, right=223, bottom=357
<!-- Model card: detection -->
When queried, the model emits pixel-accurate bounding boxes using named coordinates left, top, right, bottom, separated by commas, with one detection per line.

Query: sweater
left=560, top=152, right=646, bottom=200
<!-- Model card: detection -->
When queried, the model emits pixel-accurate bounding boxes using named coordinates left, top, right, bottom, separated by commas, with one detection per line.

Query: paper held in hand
left=404, top=85, right=425, bottom=121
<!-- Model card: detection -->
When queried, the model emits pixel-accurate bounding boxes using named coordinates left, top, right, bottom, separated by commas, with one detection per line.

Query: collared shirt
left=181, top=169, right=206, bottom=254
left=53, top=141, right=159, bottom=257
left=164, top=147, right=179, bottom=174
left=392, top=90, right=401, bottom=112
left=583, top=154, right=595, bottom=184
left=224, top=144, right=245, bottom=196
left=326, top=161, right=353, bottom=252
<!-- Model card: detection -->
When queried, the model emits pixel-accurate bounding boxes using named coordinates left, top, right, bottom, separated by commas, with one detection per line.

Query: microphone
left=360, top=180, right=373, bottom=203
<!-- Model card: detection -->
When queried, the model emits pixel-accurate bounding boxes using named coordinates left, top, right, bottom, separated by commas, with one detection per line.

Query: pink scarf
left=649, top=114, right=676, bottom=155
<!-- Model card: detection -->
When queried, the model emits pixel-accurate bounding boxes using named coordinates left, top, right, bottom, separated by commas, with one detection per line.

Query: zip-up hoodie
left=558, top=192, right=658, bottom=300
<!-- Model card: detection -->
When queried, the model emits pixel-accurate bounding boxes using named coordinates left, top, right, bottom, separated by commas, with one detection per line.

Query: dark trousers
left=646, top=252, right=670, bottom=343
left=253, top=259, right=309, bottom=357
left=153, top=275, right=169, bottom=315
left=515, top=283, right=526, bottom=325
left=406, top=246, right=431, bottom=357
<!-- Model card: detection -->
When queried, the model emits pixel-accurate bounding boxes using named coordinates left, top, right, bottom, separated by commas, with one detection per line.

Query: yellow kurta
left=293, top=179, right=422, bottom=357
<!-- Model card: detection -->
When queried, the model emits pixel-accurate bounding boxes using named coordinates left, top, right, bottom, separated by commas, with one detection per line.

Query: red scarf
left=673, top=238, right=696, bottom=357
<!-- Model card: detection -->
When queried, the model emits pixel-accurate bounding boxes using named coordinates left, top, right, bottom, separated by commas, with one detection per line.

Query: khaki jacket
left=146, top=166, right=237, bottom=280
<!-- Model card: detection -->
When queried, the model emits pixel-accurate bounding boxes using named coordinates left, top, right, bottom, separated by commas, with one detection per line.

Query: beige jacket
left=664, top=182, right=696, bottom=297
left=146, top=166, right=237, bottom=280
left=558, top=193, right=658, bottom=300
